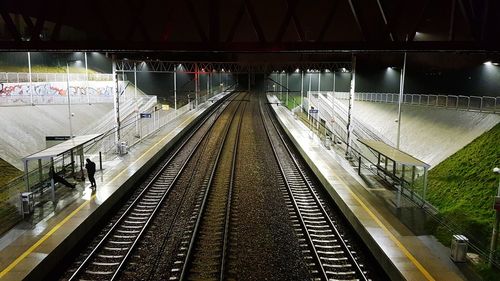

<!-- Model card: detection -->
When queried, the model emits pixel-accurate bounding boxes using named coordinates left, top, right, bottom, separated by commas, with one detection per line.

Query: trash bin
left=20, top=192, right=34, bottom=217
left=118, top=141, right=128, bottom=155
left=450, top=235, right=468, bottom=262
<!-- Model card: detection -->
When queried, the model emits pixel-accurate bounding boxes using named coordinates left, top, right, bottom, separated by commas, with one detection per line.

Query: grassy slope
left=0, top=65, right=95, bottom=73
left=427, top=122, right=500, bottom=248
left=0, top=158, right=22, bottom=186
left=0, top=159, right=22, bottom=235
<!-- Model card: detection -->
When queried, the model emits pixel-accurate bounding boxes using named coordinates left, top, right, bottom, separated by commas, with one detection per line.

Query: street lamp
left=490, top=167, right=500, bottom=266
left=66, top=59, right=81, bottom=139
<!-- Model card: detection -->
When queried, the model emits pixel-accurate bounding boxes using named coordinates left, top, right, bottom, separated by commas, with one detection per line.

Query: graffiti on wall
left=0, top=82, right=113, bottom=97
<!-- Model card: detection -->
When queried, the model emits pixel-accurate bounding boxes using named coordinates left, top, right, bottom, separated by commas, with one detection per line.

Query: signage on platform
left=140, top=113, right=152, bottom=118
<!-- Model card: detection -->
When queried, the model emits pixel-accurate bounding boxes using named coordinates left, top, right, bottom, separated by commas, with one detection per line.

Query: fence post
left=358, top=156, right=362, bottom=175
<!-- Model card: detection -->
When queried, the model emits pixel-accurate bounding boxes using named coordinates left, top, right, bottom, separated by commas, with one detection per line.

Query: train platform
left=267, top=95, right=466, bottom=281
left=0, top=92, right=230, bottom=281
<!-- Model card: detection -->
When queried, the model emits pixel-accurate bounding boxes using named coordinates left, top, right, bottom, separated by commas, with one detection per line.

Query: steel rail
left=260, top=100, right=369, bottom=281
left=68, top=93, right=235, bottom=281
left=178, top=93, right=247, bottom=280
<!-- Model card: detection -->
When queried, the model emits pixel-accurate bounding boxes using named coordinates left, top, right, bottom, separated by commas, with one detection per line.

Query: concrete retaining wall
left=344, top=101, right=500, bottom=168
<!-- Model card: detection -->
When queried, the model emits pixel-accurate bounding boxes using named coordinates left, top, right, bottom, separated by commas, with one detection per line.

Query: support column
left=79, top=146, right=84, bottom=179
left=85, top=52, right=89, bottom=105
left=318, top=71, right=321, bottom=92
left=301, top=71, right=304, bottom=113
left=423, top=166, right=428, bottom=202
left=66, top=61, right=73, bottom=139
left=28, top=52, right=33, bottom=105
left=286, top=73, right=289, bottom=107
left=208, top=72, right=212, bottom=97
left=174, top=68, right=177, bottom=111
left=195, top=64, right=199, bottom=107
left=332, top=71, right=336, bottom=127
left=346, top=55, right=356, bottom=157
left=24, top=160, right=29, bottom=191
left=112, top=55, right=121, bottom=152
left=134, top=63, right=139, bottom=137
left=307, top=71, right=312, bottom=120
left=219, top=71, right=222, bottom=91
left=396, top=52, right=407, bottom=149
left=38, top=159, right=43, bottom=183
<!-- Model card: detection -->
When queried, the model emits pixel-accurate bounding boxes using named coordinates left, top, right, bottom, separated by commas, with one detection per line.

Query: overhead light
left=484, top=61, right=493, bottom=65
left=295, top=68, right=300, bottom=73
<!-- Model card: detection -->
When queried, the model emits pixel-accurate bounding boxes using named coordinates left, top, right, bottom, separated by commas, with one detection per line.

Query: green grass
left=0, top=65, right=96, bottom=74
left=425, top=122, right=500, bottom=277
left=0, top=158, right=22, bottom=186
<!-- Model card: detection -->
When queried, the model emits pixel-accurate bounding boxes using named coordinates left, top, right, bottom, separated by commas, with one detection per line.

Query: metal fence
left=0, top=72, right=113, bottom=83
left=0, top=84, right=235, bottom=222
left=318, top=91, right=499, bottom=114
left=274, top=93, right=500, bottom=268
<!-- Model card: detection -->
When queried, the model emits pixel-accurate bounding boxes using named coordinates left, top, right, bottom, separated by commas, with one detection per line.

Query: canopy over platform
left=21, top=134, right=102, bottom=201
left=358, top=138, right=430, bottom=207
left=24, top=134, right=102, bottom=162
left=358, top=139, right=430, bottom=168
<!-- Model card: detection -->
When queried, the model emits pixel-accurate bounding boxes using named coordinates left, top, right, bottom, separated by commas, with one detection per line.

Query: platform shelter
left=21, top=134, right=102, bottom=205
left=358, top=139, right=431, bottom=206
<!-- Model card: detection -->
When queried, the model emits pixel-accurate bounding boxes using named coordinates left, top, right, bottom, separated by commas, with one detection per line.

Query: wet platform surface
left=0, top=92, right=229, bottom=281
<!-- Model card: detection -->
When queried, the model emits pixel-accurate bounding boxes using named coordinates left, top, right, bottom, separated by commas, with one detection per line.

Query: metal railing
left=272, top=93, right=500, bottom=268
left=0, top=72, right=113, bottom=83
left=317, top=91, right=499, bottom=114
left=0, top=85, right=235, bottom=237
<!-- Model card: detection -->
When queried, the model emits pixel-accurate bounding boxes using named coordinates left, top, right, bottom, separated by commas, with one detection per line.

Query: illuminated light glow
left=295, top=68, right=300, bottom=73
left=484, top=61, right=493, bottom=65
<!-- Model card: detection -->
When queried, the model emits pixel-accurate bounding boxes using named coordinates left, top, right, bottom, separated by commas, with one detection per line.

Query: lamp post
left=396, top=52, right=407, bottom=150
left=490, top=167, right=500, bottom=266
left=66, top=59, right=81, bottom=139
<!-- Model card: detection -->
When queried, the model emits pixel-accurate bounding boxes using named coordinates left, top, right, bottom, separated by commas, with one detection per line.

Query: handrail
left=309, top=91, right=499, bottom=114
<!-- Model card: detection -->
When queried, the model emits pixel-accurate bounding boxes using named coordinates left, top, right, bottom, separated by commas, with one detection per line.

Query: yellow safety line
left=331, top=171, right=436, bottom=281
left=0, top=116, right=195, bottom=278
left=0, top=195, right=94, bottom=278
left=278, top=104, right=435, bottom=280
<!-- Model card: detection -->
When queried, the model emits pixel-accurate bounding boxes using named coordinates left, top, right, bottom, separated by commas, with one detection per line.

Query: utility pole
left=346, top=55, right=356, bottom=158
left=112, top=55, right=121, bottom=152
left=396, top=52, right=407, bottom=149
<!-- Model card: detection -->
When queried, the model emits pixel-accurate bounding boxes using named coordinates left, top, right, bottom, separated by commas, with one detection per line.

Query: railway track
left=66, top=93, right=238, bottom=281
left=260, top=100, right=370, bottom=281
left=59, top=91, right=384, bottom=281
left=170, top=94, right=247, bottom=281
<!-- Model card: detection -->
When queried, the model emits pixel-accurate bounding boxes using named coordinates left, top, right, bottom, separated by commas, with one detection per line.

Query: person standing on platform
left=85, top=158, right=97, bottom=189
